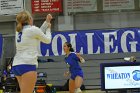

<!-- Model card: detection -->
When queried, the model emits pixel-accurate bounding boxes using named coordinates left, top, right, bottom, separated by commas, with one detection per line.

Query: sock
left=74, top=88, right=82, bottom=93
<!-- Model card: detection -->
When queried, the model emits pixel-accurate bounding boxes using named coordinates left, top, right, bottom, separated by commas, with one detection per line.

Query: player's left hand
left=76, top=53, right=85, bottom=63
left=47, top=23, right=51, bottom=28
left=46, top=14, right=53, bottom=23
left=76, top=53, right=81, bottom=58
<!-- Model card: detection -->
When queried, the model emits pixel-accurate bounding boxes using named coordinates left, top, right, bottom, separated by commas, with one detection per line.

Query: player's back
left=16, top=25, right=40, bottom=51
left=13, top=25, right=41, bottom=66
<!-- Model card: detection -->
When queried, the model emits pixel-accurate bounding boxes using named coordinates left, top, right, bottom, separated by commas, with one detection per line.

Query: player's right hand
left=64, top=71, right=70, bottom=77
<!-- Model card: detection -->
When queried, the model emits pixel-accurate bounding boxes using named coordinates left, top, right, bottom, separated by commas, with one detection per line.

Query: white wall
left=74, top=12, right=140, bottom=30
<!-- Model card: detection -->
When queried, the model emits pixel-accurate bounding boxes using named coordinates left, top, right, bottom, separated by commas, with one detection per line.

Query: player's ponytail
left=65, top=42, right=74, bottom=52
left=70, top=47, right=74, bottom=52
left=16, top=11, right=31, bottom=32
left=16, top=22, right=23, bottom=32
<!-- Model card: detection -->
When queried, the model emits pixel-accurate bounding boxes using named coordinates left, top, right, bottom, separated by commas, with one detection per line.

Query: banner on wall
left=103, top=0, right=134, bottom=10
left=40, top=28, right=140, bottom=56
left=0, top=34, right=3, bottom=58
left=65, top=0, right=97, bottom=13
left=32, top=0, right=62, bottom=13
left=0, top=0, right=24, bottom=15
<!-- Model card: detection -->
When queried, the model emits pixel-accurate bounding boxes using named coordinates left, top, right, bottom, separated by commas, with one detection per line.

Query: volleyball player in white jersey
left=12, top=11, right=52, bottom=93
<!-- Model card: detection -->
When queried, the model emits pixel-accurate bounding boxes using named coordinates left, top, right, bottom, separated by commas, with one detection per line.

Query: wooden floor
left=57, top=90, right=140, bottom=93
left=57, top=90, right=106, bottom=93
left=0, top=90, right=106, bottom=93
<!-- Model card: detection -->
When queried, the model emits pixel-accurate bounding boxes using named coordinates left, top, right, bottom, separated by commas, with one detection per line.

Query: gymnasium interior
left=0, top=0, right=140, bottom=93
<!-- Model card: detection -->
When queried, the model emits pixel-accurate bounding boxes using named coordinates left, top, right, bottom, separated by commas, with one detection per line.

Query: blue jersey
left=65, top=52, right=82, bottom=74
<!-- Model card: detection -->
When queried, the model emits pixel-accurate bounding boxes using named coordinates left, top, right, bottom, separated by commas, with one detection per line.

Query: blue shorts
left=71, top=71, right=84, bottom=80
left=12, top=65, right=36, bottom=76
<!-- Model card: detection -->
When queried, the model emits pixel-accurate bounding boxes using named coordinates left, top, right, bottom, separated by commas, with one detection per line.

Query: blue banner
left=40, top=28, right=140, bottom=56
left=0, top=34, right=3, bottom=58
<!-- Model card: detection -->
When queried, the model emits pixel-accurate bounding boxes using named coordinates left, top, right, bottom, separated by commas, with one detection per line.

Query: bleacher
left=37, top=53, right=140, bottom=90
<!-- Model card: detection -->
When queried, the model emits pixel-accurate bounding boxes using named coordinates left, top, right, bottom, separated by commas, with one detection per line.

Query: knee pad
left=74, top=88, right=82, bottom=93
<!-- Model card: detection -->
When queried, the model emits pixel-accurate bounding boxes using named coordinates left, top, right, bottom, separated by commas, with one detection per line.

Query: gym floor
left=57, top=90, right=105, bottom=93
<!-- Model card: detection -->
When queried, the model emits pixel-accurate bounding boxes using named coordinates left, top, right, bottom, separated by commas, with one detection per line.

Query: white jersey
left=13, top=21, right=51, bottom=67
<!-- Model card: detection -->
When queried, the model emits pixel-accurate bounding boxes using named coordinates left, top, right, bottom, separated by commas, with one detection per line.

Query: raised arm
left=40, top=14, right=53, bottom=33
left=76, top=53, right=85, bottom=63
left=32, top=25, right=52, bottom=44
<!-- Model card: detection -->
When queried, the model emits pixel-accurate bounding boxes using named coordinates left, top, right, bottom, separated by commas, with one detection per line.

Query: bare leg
left=75, top=76, right=83, bottom=93
left=20, top=71, right=37, bottom=93
left=69, top=79, right=75, bottom=93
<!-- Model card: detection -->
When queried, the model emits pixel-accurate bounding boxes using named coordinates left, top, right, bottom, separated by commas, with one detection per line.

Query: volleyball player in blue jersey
left=63, top=42, right=85, bottom=93
left=12, top=11, right=52, bottom=93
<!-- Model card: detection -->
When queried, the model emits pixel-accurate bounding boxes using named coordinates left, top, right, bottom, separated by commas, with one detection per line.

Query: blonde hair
left=16, top=11, right=32, bottom=32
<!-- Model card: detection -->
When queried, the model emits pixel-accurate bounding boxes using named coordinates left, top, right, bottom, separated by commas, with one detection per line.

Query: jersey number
left=17, top=32, right=22, bottom=42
